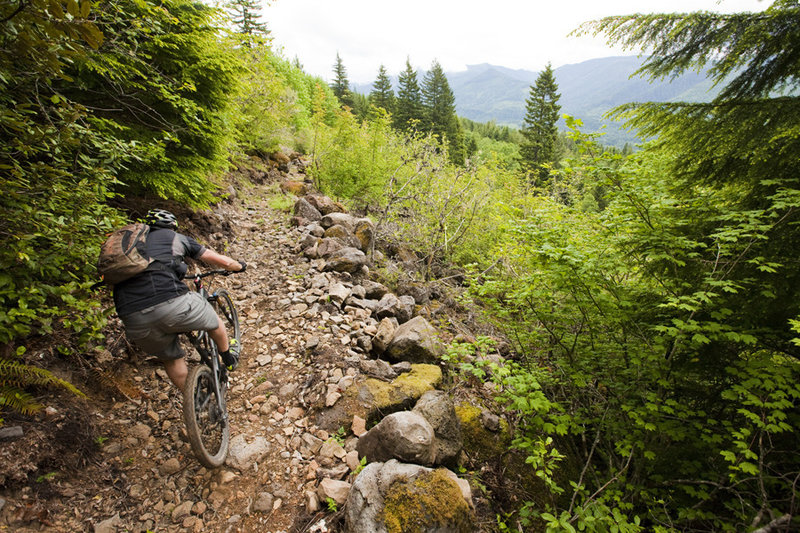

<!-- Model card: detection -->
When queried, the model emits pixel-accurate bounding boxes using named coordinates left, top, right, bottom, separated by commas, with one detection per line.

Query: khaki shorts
left=121, top=292, right=219, bottom=360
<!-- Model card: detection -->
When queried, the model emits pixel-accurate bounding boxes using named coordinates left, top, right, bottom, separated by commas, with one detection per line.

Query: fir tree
left=422, top=61, right=456, bottom=139
left=519, top=63, right=561, bottom=185
left=370, top=64, right=395, bottom=115
left=226, top=0, right=269, bottom=42
left=330, top=53, right=354, bottom=109
left=394, top=58, right=423, bottom=131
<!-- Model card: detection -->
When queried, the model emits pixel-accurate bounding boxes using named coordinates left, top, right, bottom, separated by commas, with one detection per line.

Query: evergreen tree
left=394, top=58, right=423, bottom=131
left=519, top=63, right=561, bottom=185
left=226, top=0, right=269, bottom=44
left=421, top=60, right=459, bottom=141
left=330, top=53, right=354, bottom=109
left=370, top=64, right=395, bottom=115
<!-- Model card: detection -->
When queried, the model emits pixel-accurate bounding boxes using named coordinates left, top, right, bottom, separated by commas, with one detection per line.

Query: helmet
left=144, top=209, right=178, bottom=230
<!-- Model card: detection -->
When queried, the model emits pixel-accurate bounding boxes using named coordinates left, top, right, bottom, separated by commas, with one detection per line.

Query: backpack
left=97, top=223, right=153, bottom=286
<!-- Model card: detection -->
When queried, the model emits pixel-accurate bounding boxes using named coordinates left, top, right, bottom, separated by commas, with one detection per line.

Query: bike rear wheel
left=183, top=365, right=230, bottom=468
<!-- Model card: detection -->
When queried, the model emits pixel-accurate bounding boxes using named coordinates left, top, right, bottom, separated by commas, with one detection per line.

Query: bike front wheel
left=212, top=289, right=240, bottom=349
left=183, top=365, right=230, bottom=468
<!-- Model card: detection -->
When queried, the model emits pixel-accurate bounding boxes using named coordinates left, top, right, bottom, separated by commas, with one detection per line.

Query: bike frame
left=185, top=271, right=231, bottom=428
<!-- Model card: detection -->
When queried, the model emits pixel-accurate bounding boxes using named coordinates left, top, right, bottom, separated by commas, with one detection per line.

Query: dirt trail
left=2, top=183, right=338, bottom=532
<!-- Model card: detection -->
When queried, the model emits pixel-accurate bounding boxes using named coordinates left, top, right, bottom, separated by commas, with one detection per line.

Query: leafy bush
left=471, top=124, right=800, bottom=530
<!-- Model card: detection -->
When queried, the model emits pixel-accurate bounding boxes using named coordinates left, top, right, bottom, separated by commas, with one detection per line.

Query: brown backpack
left=96, top=223, right=153, bottom=285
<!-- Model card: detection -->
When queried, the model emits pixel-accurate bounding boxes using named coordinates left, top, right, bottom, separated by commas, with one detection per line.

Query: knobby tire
left=183, top=364, right=230, bottom=468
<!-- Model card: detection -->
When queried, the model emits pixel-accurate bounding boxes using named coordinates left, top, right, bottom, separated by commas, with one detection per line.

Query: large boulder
left=315, top=364, right=442, bottom=432
left=316, top=238, right=345, bottom=258
left=413, top=391, right=462, bottom=467
left=324, top=224, right=363, bottom=249
left=362, top=280, right=390, bottom=300
left=321, top=212, right=357, bottom=231
left=357, top=411, right=436, bottom=465
left=293, top=197, right=322, bottom=222
left=345, top=460, right=474, bottom=533
left=323, top=247, right=368, bottom=274
left=397, top=295, right=415, bottom=323
left=307, top=195, right=346, bottom=215
left=386, top=316, right=445, bottom=364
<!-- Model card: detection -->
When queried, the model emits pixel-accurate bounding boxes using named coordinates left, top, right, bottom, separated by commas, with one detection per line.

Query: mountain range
left=354, top=56, right=721, bottom=147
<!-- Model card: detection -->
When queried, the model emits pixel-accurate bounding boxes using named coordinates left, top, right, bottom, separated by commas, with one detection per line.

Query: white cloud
left=265, top=0, right=772, bottom=83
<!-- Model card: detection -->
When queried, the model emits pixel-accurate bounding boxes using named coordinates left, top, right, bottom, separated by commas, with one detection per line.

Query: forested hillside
left=355, top=56, right=726, bottom=146
left=2, top=0, right=799, bottom=532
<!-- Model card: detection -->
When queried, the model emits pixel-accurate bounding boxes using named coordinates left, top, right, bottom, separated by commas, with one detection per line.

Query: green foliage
left=231, top=44, right=307, bottom=153
left=64, top=0, right=242, bottom=207
left=308, top=107, right=399, bottom=206
left=0, top=0, right=131, bottom=346
left=325, top=497, right=338, bottom=513
left=470, top=118, right=800, bottom=529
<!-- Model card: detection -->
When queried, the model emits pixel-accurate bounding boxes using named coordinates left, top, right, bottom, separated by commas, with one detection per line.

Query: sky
left=264, top=0, right=772, bottom=84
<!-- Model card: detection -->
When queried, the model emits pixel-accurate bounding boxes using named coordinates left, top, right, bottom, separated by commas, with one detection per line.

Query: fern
left=0, top=358, right=86, bottom=425
left=0, top=386, right=42, bottom=416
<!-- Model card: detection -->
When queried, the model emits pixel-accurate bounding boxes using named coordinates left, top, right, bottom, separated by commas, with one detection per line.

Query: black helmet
left=144, top=209, right=178, bottom=230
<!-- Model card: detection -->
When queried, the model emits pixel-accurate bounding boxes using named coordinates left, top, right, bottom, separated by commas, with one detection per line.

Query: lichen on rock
left=380, top=468, right=474, bottom=533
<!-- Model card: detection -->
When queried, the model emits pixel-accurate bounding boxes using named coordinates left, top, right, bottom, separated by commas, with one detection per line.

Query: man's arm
left=199, top=249, right=245, bottom=272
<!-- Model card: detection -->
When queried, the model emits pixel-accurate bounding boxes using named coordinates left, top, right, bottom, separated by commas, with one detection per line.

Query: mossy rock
left=315, top=364, right=442, bottom=431
left=381, top=468, right=474, bottom=533
left=365, top=365, right=441, bottom=407
left=455, top=403, right=511, bottom=461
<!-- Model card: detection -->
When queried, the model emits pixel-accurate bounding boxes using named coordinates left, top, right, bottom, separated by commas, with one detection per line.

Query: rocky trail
left=0, top=156, right=510, bottom=533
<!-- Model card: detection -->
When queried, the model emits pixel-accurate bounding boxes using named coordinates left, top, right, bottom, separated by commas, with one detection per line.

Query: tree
left=394, top=58, right=423, bottom=131
left=519, top=63, right=561, bottom=186
left=330, top=53, right=354, bottom=109
left=421, top=60, right=464, bottom=163
left=370, top=64, right=395, bottom=115
left=226, top=0, right=269, bottom=41
left=581, top=0, right=800, bottom=357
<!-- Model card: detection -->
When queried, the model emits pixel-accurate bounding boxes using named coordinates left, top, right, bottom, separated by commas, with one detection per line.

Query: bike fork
left=210, top=356, right=229, bottom=427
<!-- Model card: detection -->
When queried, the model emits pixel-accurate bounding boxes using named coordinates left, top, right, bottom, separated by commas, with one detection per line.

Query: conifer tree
left=330, top=53, right=354, bottom=109
left=394, top=58, right=423, bottom=131
left=519, top=63, right=561, bottom=185
left=370, top=64, right=395, bottom=115
left=422, top=61, right=456, bottom=139
left=226, top=0, right=269, bottom=41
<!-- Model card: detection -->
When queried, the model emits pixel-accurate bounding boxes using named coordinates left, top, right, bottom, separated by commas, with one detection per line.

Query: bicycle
left=182, top=269, right=241, bottom=468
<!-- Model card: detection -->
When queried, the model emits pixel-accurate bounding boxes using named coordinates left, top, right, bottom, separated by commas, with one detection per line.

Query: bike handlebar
left=192, top=269, right=242, bottom=279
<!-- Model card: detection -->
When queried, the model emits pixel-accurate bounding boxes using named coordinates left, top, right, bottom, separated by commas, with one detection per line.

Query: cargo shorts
left=120, top=292, right=220, bottom=360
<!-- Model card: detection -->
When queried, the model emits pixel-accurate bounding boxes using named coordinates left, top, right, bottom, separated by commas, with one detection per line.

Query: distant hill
left=354, top=56, right=722, bottom=147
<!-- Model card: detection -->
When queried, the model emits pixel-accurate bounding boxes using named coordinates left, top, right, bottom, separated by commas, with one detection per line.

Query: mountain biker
left=112, top=209, right=245, bottom=390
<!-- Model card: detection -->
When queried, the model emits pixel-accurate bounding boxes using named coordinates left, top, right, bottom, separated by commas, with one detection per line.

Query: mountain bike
left=182, top=270, right=240, bottom=468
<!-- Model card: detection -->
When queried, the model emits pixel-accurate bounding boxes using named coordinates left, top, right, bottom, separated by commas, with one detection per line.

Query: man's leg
left=164, top=357, right=188, bottom=390
left=208, top=316, right=228, bottom=352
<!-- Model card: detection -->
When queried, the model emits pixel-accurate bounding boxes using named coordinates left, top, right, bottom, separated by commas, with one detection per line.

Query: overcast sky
left=264, top=0, right=771, bottom=84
